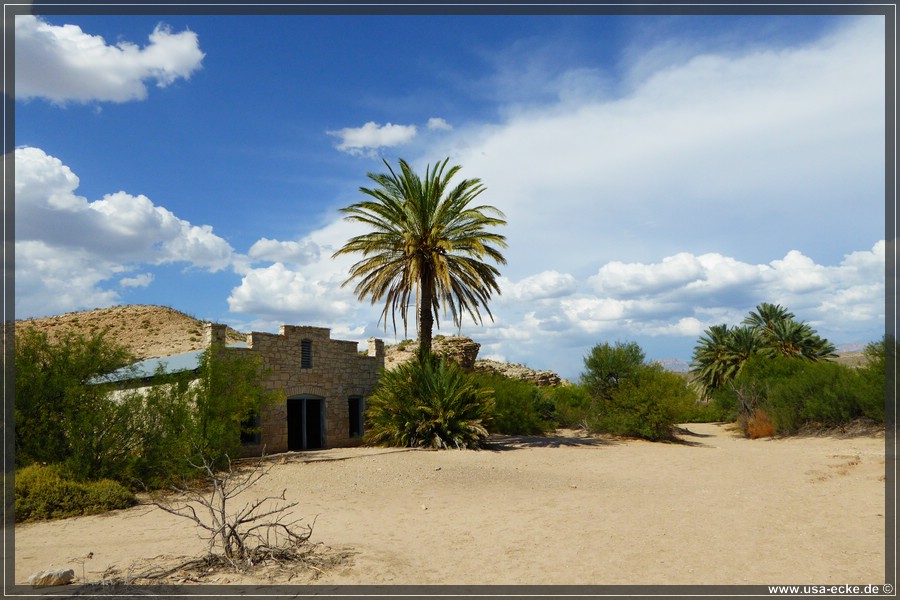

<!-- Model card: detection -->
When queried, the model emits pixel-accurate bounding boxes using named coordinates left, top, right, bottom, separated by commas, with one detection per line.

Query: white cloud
left=500, top=270, right=577, bottom=301
left=15, top=146, right=235, bottom=316
left=227, top=262, right=355, bottom=324
left=16, top=240, right=123, bottom=317
left=427, top=117, right=453, bottom=131
left=17, top=147, right=234, bottom=270
left=120, top=273, right=154, bottom=288
left=327, top=121, right=417, bottom=156
left=467, top=242, right=886, bottom=377
left=248, top=238, right=320, bottom=266
left=15, top=15, right=204, bottom=104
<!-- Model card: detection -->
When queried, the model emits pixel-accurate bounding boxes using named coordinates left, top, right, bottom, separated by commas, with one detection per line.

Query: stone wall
left=205, top=323, right=384, bottom=454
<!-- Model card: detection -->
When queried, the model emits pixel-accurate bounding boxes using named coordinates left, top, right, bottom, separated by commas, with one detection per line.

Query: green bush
left=581, top=341, right=645, bottom=400
left=471, top=373, right=554, bottom=435
left=546, top=384, right=594, bottom=428
left=14, top=327, right=134, bottom=468
left=15, top=464, right=135, bottom=522
left=587, top=364, right=696, bottom=441
left=365, top=354, right=493, bottom=449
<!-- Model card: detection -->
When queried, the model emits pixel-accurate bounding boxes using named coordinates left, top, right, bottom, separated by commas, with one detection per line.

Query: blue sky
left=14, top=10, right=887, bottom=379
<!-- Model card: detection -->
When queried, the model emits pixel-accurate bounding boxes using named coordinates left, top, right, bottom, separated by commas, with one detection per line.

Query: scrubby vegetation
left=15, top=327, right=135, bottom=470
left=14, top=329, right=280, bottom=520
left=471, top=371, right=555, bottom=435
left=708, top=339, right=886, bottom=436
left=14, top=464, right=135, bottom=522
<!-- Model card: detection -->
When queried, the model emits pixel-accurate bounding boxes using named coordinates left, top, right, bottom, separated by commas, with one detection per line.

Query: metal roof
left=94, top=343, right=248, bottom=384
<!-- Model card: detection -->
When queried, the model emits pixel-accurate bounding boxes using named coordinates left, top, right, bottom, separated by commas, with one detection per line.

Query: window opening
left=240, top=411, right=261, bottom=445
left=301, top=339, right=312, bottom=369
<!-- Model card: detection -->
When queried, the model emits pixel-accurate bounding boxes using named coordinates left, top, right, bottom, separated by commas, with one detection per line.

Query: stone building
left=109, top=323, right=385, bottom=453
left=206, top=323, right=385, bottom=453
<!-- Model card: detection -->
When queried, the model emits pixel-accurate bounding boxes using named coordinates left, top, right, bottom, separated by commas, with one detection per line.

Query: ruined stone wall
left=205, top=323, right=384, bottom=454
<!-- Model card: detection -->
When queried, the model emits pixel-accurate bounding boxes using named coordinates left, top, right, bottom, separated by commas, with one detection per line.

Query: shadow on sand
left=487, top=424, right=727, bottom=451
left=486, top=432, right=618, bottom=451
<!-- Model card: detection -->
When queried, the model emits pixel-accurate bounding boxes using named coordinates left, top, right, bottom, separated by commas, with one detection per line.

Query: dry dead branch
left=137, top=448, right=326, bottom=579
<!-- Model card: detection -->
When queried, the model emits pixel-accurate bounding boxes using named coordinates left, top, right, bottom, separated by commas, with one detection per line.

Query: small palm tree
left=743, top=302, right=795, bottom=333
left=333, top=158, right=507, bottom=358
left=365, top=354, right=493, bottom=449
left=745, top=302, right=836, bottom=361
left=761, top=319, right=836, bottom=360
left=691, top=324, right=751, bottom=398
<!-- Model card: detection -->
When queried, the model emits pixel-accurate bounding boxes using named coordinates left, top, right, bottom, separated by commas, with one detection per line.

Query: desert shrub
left=768, top=360, right=881, bottom=432
left=719, top=353, right=884, bottom=436
left=365, top=354, right=493, bottom=449
left=471, top=372, right=554, bottom=435
left=547, top=383, right=594, bottom=428
left=587, top=364, right=697, bottom=441
left=745, top=409, right=776, bottom=439
left=14, top=327, right=134, bottom=468
left=15, top=464, right=134, bottom=522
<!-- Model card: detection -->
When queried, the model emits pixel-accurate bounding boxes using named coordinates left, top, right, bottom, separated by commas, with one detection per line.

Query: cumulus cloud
left=227, top=262, right=355, bottom=324
left=16, top=240, right=124, bottom=317
left=15, top=15, right=204, bottom=104
left=17, top=147, right=233, bottom=269
left=15, top=146, right=235, bottom=316
left=500, top=271, right=578, bottom=301
left=248, top=238, right=321, bottom=266
left=227, top=216, right=392, bottom=334
left=427, top=117, right=453, bottom=131
left=327, top=121, right=417, bottom=156
left=467, top=242, right=886, bottom=377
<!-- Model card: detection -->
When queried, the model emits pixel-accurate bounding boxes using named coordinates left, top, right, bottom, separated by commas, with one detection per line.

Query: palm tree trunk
left=418, top=262, right=435, bottom=359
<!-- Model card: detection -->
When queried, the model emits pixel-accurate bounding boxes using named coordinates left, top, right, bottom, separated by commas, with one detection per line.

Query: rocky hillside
left=15, top=305, right=244, bottom=361
left=383, top=335, right=564, bottom=386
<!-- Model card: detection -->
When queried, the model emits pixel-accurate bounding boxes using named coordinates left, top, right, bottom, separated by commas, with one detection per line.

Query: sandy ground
left=14, top=423, right=887, bottom=587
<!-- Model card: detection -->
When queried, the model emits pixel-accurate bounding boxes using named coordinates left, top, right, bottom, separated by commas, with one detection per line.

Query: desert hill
left=15, top=305, right=245, bottom=361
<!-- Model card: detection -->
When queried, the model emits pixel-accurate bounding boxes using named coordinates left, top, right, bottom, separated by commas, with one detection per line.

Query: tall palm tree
left=333, top=158, right=507, bottom=358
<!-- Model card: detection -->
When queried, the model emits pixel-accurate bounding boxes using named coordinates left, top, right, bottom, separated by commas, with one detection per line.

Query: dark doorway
left=348, top=396, right=363, bottom=438
left=287, top=396, right=324, bottom=450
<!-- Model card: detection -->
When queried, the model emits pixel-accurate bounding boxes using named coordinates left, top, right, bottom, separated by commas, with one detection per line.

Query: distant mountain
left=653, top=358, right=691, bottom=373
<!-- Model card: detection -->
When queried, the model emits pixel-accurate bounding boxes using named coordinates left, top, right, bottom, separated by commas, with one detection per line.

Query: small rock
left=434, top=467, right=442, bottom=471
left=28, top=568, right=75, bottom=588
left=421, top=505, right=428, bottom=510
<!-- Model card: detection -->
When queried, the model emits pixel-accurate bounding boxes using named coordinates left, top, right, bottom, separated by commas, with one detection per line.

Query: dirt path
left=14, top=423, right=887, bottom=586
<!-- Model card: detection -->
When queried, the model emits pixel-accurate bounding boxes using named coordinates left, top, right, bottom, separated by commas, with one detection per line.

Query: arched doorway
left=287, top=395, right=325, bottom=450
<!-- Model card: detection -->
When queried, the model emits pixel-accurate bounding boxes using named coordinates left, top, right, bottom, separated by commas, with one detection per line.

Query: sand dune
left=15, top=423, right=886, bottom=587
